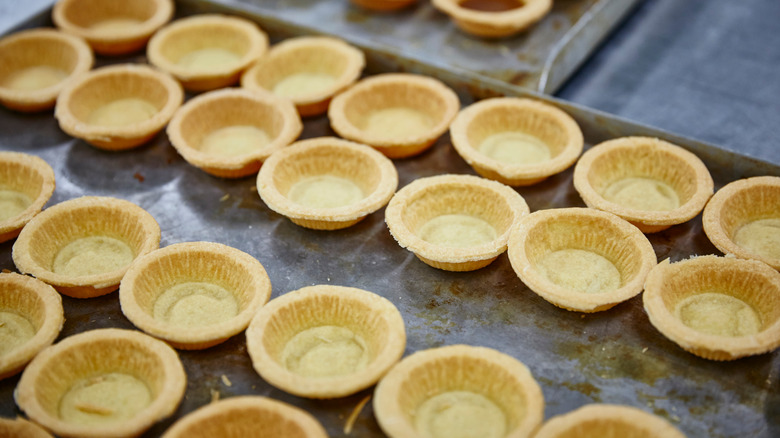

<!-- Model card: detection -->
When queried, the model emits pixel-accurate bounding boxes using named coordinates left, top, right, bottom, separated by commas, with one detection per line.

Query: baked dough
left=432, top=0, right=552, bottom=38
left=0, top=152, right=55, bottom=243
left=533, top=404, right=686, bottom=438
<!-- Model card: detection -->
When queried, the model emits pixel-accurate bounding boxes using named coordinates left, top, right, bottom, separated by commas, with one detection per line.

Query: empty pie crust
left=119, top=241, right=272, bottom=350
left=12, top=196, right=161, bottom=299
left=54, top=64, right=183, bottom=150
left=351, top=0, right=418, bottom=11
left=52, top=0, right=174, bottom=55
left=166, top=88, right=302, bottom=178
left=507, top=207, right=656, bottom=312
left=256, top=137, right=398, bottom=230
left=246, top=285, right=406, bottom=399
left=0, top=28, right=93, bottom=112
left=533, top=404, right=686, bottom=438
left=431, top=0, right=553, bottom=38
left=241, top=36, right=365, bottom=117
left=373, top=344, right=544, bottom=438
left=0, top=417, right=54, bottom=438
left=573, top=136, right=714, bottom=233
left=0, top=152, right=55, bottom=243
left=160, top=396, right=327, bottom=438
left=147, top=14, right=269, bottom=91
left=450, top=97, right=584, bottom=186
left=0, top=273, right=63, bottom=380
left=643, top=255, right=780, bottom=361
left=329, top=73, right=460, bottom=158
left=385, top=174, right=529, bottom=271
left=702, top=176, right=780, bottom=271
left=15, top=328, right=186, bottom=438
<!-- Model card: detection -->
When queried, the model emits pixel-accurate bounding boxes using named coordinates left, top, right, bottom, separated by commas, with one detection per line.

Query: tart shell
left=449, top=97, right=584, bottom=186
left=702, top=176, right=780, bottom=270
left=0, top=273, right=64, bottom=380
left=533, top=404, right=686, bottom=438
left=15, top=328, right=186, bottom=438
left=54, top=64, right=183, bottom=150
left=385, top=174, right=529, bottom=271
left=12, top=196, right=161, bottom=298
left=432, top=0, right=553, bottom=38
left=0, top=28, right=93, bottom=112
left=0, top=417, right=54, bottom=438
left=52, top=0, right=174, bottom=55
left=256, top=137, right=398, bottom=230
left=241, top=36, right=365, bottom=117
left=350, top=0, right=418, bottom=11
left=119, top=241, right=272, bottom=350
left=373, top=344, right=544, bottom=438
left=507, top=207, right=656, bottom=312
left=0, top=152, right=55, bottom=243
left=573, top=136, right=714, bottom=233
left=246, top=285, right=406, bottom=399
left=160, top=396, right=328, bottom=438
left=328, top=73, right=460, bottom=158
left=643, top=255, right=780, bottom=361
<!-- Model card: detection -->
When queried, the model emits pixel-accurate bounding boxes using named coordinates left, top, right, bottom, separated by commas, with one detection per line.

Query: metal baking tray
left=1, top=1, right=779, bottom=437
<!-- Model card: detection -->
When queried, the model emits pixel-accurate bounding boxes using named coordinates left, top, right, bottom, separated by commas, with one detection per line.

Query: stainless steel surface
left=0, top=1, right=779, bottom=438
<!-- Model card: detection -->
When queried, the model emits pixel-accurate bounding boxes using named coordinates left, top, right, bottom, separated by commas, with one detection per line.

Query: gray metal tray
left=1, top=1, right=779, bottom=437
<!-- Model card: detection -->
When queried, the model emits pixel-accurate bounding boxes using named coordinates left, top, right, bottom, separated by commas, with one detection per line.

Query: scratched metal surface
left=1, top=2, right=779, bottom=438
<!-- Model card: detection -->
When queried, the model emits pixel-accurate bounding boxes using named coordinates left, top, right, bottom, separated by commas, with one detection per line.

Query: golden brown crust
left=147, top=14, right=268, bottom=91
left=507, top=207, right=656, bottom=312
left=54, top=64, right=183, bottom=150
left=328, top=73, right=460, bottom=158
left=573, top=136, right=714, bottom=233
left=350, top=0, right=418, bottom=11
left=0, top=273, right=64, bottom=380
left=256, top=137, right=398, bottom=230
left=0, top=28, right=93, bottom=112
left=15, top=328, right=186, bottom=438
left=245, top=285, right=406, bottom=399
left=533, top=404, right=686, bottom=438
left=12, top=196, right=161, bottom=298
left=643, top=255, right=780, bottom=361
left=241, top=36, right=365, bottom=117
left=160, top=396, right=328, bottom=438
left=449, top=97, right=584, bottom=186
left=52, top=0, right=174, bottom=55
left=0, top=417, right=54, bottom=438
left=119, top=241, right=272, bottom=350
left=702, top=176, right=780, bottom=270
left=385, top=174, right=529, bottom=271
left=0, top=152, right=55, bottom=243
left=432, top=0, right=552, bottom=38
left=373, top=344, right=544, bottom=438
left=166, top=87, right=302, bottom=178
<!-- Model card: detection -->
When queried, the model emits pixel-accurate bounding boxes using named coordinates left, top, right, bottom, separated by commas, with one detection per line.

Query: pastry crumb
left=210, top=388, right=220, bottom=403
left=220, top=194, right=230, bottom=202
left=221, top=374, right=232, bottom=387
left=344, top=395, right=371, bottom=435
left=133, top=172, right=145, bottom=182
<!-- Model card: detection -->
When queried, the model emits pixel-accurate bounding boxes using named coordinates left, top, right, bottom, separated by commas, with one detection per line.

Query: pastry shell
left=573, top=136, right=714, bottom=233
left=160, top=396, right=327, bottom=438
left=328, top=73, right=460, bottom=158
left=256, top=137, right=398, bottom=230
left=15, top=328, right=186, bottom=438
left=12, top=196, right=161, bottom=299
left=0, top=417, right=54, bottom=438
left=432, top=0, right=552, bottom=38
left=702, top=176, right=780, bottom=270
left=373, top=344, right=544, bottom=438
left=245, top=285, right=406, bottom=399
left=385, top=174, right=529, bottom=271
left=350, top=0, right=418, bottom=11
left=643, top=255, right=780, bottom=361
left=0, top=28, right=93, bottom=112
left=166, top=88, right=302, bottom=178
left=119, top=241, right=272, bottom=350
left=533, top=404, right=686, bottom=438
left=507, top=207, right=656, bottom=312
left=147, top=14, right=269, bottom=91
left=0, top=273, right=64, bottom=380
left=241, top=36, right=365, bottom=117
left=52, top=0, right=173, bottom=55
left=449, top=97, right=584, bottom=186
left=0, top=152, right=55, bottom=243
left=54, top=64, right=183, bottom=150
